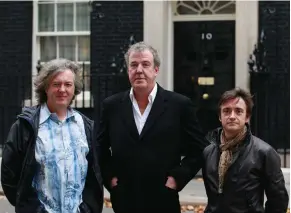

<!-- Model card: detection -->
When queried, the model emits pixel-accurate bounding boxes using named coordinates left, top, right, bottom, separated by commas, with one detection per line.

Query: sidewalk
left=103, top=171, right=290, bottom=207
left=103, top=178, right=208, bottom=206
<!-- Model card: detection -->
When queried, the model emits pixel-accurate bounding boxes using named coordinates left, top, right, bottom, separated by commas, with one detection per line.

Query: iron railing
left=248, top=29, right=290, bottom=167
left=0, top=72, right=130, bottom=154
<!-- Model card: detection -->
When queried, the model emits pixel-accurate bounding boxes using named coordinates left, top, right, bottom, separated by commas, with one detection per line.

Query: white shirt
left=129, top=83, right=158, bottom=134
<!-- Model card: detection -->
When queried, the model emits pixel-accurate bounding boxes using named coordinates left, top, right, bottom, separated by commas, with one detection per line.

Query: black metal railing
left=248, top=29, right=290, bottom=167
left=0, top=72, right=131, bottom=152
left=24, top=62, right=94, bottom=108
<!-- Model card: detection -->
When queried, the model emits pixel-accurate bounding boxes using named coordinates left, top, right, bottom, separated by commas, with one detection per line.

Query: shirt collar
left=129, top=83, right=158, bottom=104
left=39, top=103, right=76, bottom=125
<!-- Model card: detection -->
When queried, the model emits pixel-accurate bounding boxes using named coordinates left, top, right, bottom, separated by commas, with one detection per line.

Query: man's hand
left=165, top=176, right=177, bottom=190
left=110, top=177, right=118, bottom=188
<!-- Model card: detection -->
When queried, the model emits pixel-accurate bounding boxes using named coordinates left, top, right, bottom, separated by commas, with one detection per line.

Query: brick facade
left=90, top=1, right=143, bottom=119
left=0, top=2, right=32, bottom=145
left=259, top=1, right=289, bottom=74
left=251, top=1, right=290, bottom=151
left=91, top=1, right=143, bottom=74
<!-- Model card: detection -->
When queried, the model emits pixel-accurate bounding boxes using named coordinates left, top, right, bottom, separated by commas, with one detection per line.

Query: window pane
left=59, top=36, right=76, bottom=61
left=40, top=37, right=56, bottom=61
left=76, top=3, right=90, bottom=31
left=57, top=3, right=73, bottom=31
left=79, top=64, right=90, bottom=91
left=39, top=4, right=54, bottom=32
left=59, top=36, right=75, bottom=60
left=78, top=36, right=90, bottom=61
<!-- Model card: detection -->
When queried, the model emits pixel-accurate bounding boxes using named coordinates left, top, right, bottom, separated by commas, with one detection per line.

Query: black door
left=174, top=21, right=235, bottom=133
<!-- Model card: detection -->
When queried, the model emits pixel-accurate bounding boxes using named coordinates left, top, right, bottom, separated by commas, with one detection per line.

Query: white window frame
left=25, top=0, right=93, bottom=108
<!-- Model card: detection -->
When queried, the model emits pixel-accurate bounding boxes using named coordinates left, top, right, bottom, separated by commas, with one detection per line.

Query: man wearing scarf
left=202, top=88, right=289, bottom=213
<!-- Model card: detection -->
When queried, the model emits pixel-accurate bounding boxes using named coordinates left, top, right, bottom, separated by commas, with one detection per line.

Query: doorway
left=174, top=21, right=235, bottom=133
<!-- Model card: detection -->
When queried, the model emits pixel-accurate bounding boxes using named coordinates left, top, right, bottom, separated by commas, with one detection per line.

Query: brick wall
left=259, top=1, right=289, bottom=74
left=0, top=2, right=32, bottom=77
left=0, top=2, right=32, bottom=146
left=91, top=1, right=143, bottom=74
left=90, top=1, right=143, bottom=119
left=253, top=1, right=290, bottom=152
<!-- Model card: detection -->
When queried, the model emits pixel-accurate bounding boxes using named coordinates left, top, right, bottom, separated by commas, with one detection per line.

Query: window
left=26, top=0, right=93, bottom=107
left=173, top=1, right=236, bottom=16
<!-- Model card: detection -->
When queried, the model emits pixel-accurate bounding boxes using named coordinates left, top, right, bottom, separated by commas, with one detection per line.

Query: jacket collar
left=129, top=83, right=158, bottom=105
left=17, top=104, right=93, bottom=139
left=18, top=105, right=41, bottom=133
left=120, top=84, right=168, bottom=140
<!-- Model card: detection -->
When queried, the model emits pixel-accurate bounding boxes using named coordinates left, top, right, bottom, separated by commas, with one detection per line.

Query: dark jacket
left=202, top=126, right=289, bottom=213
left=97, top=86, right=209, bottom=213
left=1, top=105, right=103, bottom=213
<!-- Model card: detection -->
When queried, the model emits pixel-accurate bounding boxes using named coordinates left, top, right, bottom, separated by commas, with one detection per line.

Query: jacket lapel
left=121, top=91, right=140, bottom=140
left=140, top=86, right=167, bottom=139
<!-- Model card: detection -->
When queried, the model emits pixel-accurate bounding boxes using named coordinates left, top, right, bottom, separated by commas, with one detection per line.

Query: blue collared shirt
left=32, top=104, right=89, bottom=213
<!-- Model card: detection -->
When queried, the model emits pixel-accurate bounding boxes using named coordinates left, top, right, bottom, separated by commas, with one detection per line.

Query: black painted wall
left=251, top=1, right=290, bottom=152
left=0, top=2, right=32, bottom=147
left=259, top=1, right=289, bottom=74
left=91, top=1, right=143, bottom=74
left=90, top=1, right=143, bottom=120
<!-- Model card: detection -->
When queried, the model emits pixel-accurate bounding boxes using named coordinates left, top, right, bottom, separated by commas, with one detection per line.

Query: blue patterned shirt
left=32, top=104, right=89, bottom=213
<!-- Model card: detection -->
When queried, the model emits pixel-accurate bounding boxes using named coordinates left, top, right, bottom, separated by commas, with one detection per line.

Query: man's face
left=46, top=69, right=75, bottom=108
left=128, top=50, right=159, bottom=91
left=219, top=97, right=250, bottom=134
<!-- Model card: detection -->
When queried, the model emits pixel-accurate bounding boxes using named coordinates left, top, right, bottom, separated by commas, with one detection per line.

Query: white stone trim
left=173, top=14, right=235, bottom=22
left=36, top=31, right=90, bottom=36
left=144, top=1, right=172, bottom=90
left=167, top=1, right=174, bottom=91
left=235, top=0, right=258, bottom=91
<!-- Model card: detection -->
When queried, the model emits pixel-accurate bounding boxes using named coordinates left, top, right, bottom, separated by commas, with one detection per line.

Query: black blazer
left=97, top=85, right=209, bottom=189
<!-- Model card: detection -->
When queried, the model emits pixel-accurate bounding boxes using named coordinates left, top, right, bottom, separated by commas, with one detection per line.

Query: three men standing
left=1, top=42, right=289, bottom=213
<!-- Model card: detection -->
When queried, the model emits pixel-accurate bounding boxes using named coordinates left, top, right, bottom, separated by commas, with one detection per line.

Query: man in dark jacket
left=202, top=87, right=289, bottom=213
left=1, top=59, right=103, bottom=213
left=97, top=41, right=209, bottom=213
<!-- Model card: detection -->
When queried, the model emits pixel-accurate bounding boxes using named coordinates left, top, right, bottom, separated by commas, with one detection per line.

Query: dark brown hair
left=218, top=87, right=254, bottom=116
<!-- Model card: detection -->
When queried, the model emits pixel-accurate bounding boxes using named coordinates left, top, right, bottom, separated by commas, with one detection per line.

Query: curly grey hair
left=124, top=41, right=161, bottom=68
left=34, top=58, right=83, bottom=104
